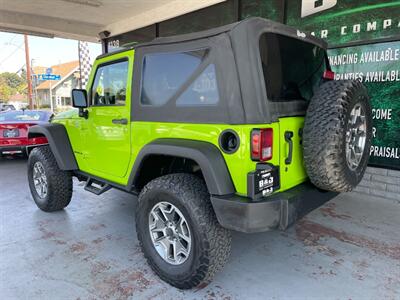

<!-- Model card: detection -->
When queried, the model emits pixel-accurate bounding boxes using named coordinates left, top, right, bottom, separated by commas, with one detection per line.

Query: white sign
left=301, top=0, right=337, bottom=18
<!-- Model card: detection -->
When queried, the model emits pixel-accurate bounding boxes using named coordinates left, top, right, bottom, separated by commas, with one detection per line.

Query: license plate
left=247, top=166, right=280, bottom=199
left=3, top=129, right=19, bottom=138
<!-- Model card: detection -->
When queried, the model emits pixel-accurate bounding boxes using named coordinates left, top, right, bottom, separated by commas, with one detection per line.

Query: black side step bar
left=84, top=177, right=111, bottom=195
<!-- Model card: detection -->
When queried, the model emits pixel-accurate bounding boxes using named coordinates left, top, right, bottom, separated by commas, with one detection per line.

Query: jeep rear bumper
left=211, top=182, right=337, bottom=233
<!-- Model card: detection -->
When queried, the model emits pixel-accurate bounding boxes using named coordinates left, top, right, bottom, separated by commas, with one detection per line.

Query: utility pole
left=31, top=59, right=38, bottom=109
left=24, top=34, right=33, bottom=109
left=49, top=81, right=53, bottom=112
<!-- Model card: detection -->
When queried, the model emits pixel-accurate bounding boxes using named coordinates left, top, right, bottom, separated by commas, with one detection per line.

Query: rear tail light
left=251, top=128, right=273, bottom=161
left=29, top=136, right=48, bottom=145
left=323, top=70, right=335, bottom=80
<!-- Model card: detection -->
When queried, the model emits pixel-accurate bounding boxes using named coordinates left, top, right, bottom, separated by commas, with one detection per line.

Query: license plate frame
left=3, top=129, right=19, bottom=138
left=247, top=165, right=280, bottom=200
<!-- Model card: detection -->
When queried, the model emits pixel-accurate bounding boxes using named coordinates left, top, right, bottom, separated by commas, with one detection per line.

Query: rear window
left=259, top=33, right=326, bottom=102
left=0, top=111, right=49, bottom=122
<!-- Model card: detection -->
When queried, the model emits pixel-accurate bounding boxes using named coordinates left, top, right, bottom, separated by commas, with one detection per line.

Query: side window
left=91, top=60, right=129, bottom=106
left=140, top=50, right=207, bottom=106
left=176, top=64, right=219, bottom=106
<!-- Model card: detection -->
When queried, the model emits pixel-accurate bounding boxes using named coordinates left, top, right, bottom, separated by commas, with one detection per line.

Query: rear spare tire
left=303, top=80, right=372, bottom=192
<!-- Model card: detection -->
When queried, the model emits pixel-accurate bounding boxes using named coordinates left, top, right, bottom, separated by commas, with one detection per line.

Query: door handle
left=112, top=118, right=128, bottom=125
left=285, top=131, right=294, bottom=165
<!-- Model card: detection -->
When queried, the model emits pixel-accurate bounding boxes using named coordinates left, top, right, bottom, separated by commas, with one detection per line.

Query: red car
left=0, top=110, right=52, bottom=156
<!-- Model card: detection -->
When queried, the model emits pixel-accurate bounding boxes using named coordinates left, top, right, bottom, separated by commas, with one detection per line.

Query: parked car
left=0, top=103, right=16, bottom=112
left=0, top=110, right=52, bottom=156
left=26, top=18, right=372, bottom=289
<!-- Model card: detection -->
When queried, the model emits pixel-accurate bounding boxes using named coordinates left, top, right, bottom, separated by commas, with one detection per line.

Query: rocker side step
left=84, top=177, right=111, bottom=195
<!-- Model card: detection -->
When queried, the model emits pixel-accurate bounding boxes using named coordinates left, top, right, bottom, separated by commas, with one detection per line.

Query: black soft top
left=100, top=17, right=326, bottom=59
left=140, top=17, right=326, bottom=49
left=100, top=18, right=328, bottom=124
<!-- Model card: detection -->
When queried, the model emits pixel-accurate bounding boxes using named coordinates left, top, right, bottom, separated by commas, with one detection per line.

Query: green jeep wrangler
left=27, top=18, right=372, bottom=289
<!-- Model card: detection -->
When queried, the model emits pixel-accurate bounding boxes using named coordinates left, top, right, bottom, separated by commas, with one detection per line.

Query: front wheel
left=28, top=146, right=73, bottom=212
left=136, top=174, right=231, bottom=289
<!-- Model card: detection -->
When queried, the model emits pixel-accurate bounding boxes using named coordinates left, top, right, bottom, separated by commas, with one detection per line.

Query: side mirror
left=71, top=89, right=88, bottom=119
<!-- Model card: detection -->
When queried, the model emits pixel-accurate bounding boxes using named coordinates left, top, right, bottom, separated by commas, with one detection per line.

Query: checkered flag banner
left=78, top=41, right=91, bottom=89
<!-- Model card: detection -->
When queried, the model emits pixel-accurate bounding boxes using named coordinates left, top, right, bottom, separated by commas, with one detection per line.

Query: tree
left=0, top=72, right=27, bottom=101
left=0, top=77, right=13, bottom=100
left=1, top=72, right=25, bottom=89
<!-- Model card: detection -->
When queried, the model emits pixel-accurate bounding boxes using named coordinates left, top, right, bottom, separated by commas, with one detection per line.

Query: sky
left=0, top=32, right=102, bottom=73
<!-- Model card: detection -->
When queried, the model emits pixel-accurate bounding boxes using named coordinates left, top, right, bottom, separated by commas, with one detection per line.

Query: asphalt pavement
left=1, top=156, right=399, bottom=299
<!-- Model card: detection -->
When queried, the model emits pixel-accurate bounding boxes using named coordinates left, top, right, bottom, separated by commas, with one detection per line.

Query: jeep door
left=82, top=54, right=133, bottom=182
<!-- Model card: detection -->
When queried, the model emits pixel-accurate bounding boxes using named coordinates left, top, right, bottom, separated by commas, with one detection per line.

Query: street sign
left=38, top=74, right=61, bottom=80
left=46, top=68, right=52, bottom=75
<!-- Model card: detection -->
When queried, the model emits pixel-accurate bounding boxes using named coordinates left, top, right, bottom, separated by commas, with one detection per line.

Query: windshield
left=259, top=33, right=326, bottom=102
left=0, top=111, right=49, bottom=122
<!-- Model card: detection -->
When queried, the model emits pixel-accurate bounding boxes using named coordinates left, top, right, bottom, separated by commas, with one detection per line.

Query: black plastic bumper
left=211, top=182, right=337, bottom=233
left=0, top=146, right=26, bottom=155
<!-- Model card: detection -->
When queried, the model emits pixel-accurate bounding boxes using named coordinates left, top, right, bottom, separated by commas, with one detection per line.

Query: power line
left=0, top=42, right=24, bottom=67
left=7, top=34, right=17, bottom=46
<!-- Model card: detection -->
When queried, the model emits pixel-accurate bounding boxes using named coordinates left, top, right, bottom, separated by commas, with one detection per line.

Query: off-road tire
left=28, top=145, right=73, bottom=212
left=303, top=80, right=372, bottom=192
left=136, top=173, right=232, bottom=289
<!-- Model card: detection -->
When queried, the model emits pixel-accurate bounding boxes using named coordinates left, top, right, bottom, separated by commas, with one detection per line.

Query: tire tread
left=28, top=145, right=72, bottom=212
left=136, top=173, right=231, bottom=289
left=303, top=80, right=371, bottom=192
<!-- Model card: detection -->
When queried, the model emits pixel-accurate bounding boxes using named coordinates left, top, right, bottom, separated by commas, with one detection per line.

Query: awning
left=0, top=0, right=225, bottom=42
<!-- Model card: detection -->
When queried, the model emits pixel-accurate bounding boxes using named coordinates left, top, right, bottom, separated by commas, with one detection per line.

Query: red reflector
left=251, top=128, right=273, bottom=161
left=323, top=70, right=335, bottom=80
left=251, top=132, right=260, bottom=159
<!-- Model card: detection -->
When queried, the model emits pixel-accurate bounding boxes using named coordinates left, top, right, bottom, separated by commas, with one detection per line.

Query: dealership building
left=1, top=0, right=399, bottom=200
left=105, top=0, right=400, bottom=201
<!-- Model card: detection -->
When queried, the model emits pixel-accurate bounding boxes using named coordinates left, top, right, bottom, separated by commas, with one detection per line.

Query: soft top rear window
left=259, top=33, right=326, bottom=102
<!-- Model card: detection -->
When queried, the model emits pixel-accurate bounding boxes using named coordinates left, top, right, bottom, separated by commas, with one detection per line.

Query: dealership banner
left=286, top=0, right=400, bottom=46
left=328, top=42, right=400, bottom=168
left=285, top=0, right=400, bottom=169
left=240, top=0, right=284, bottom=22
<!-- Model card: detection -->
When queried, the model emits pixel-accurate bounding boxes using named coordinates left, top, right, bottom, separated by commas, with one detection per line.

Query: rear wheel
left=303, top=80, right=372, bottom=192
left=136, top=173, right=231, bottom=289
left=28, top=146, right=73, bottom=212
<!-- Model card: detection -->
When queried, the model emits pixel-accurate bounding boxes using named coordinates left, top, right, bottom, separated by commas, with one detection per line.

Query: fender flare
left=28, top=123, right=78, bottom=170
left=128, top=139, right=235, bottom=196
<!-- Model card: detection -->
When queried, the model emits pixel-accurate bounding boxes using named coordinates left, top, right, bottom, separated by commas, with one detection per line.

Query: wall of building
left=356, top=167, right=400, bottom=202
left=36, top=89, right=50, bottom=107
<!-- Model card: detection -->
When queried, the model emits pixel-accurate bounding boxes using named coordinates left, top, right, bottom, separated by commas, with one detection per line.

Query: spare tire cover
left=303, top=80, right=372, bottom=192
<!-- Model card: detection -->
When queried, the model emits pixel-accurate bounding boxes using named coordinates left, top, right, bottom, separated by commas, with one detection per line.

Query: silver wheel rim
left=33, top=161, right=48, bottom=198
left=148, top=201, right=191, bottom=265
left=346, top=103, right=367, bottom=170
